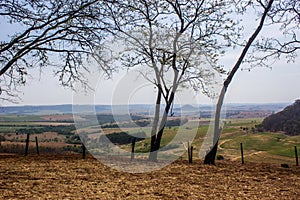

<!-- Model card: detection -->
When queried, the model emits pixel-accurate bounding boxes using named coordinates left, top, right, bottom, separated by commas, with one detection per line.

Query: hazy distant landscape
left=0, top=102, right=288, bottom=116
left=0, top=102, right=298, bottom=164
left=1, top=103, right=300, bottom=199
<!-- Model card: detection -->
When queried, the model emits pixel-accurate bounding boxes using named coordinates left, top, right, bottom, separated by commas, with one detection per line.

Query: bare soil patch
left=0, top=154, right=299, bottom=199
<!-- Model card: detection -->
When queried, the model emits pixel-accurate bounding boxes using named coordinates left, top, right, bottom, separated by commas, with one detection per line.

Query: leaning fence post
left=35, top=136, right=39, bottom=155
left=131, top=138, right=136, bottom=161
left=295, top=146, right=299, bottom=166
left=187, top=141, right=190, bottom=162
left=240, top=143, right=244, bottom=164
left=187, top=142, right=193, bottom=163
left=189, top=146, right=193, bottom=164
left=24, top=133, right=30, bottom=156
left=82, top=143, right=86, bottom=159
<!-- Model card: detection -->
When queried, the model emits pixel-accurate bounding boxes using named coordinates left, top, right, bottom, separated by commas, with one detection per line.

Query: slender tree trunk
left=204, top=86, right=226, bottom=164
left=148, top=93, right=174, bottom=161
left=149, top=86, right=162, bottom=161
left=148, top=105, right=170, bottom=161
left=203, top=0, right=274, bottom=164
left=154, top=93, right=174, bottom=149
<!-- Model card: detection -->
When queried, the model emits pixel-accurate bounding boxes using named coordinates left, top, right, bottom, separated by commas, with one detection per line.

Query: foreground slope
left=0, top=154, right=299, bottom=199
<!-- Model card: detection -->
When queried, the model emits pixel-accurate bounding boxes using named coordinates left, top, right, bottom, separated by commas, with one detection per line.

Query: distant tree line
left=101, top=120, right=150, bottom=128
left=15, top=125, right=76, bottom=135
left=262, top=100, right=300, bottom=136
left=94, top=114, right=148, bottom=125
left=101, top=118, right=188, bottom=129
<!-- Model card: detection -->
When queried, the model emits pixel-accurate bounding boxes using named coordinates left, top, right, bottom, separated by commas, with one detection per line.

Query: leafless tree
left=103, top=0, right=240, bottom=161
left=203, top=0, right=300, bottom=164
left=0, top=0, right=112, bottom=102
left=2, top=0, right=297, bottom=163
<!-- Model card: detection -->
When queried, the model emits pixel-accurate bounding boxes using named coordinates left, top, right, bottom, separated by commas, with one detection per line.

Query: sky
left=1, top=4, right=300, bottom=107
left=3, top=57, right=298, bottom=106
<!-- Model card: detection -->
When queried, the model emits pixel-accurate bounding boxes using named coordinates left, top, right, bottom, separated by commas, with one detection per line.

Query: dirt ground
left=0, top=154, right=299, bottom=199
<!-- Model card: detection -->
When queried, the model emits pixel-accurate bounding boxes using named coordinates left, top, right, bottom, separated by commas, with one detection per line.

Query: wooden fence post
left=187, top=142, right=193, bottom=164
left=295, top=146, right=299, bottom=166
left=187, top=141, right=190, bottom=163
left=189, top=146, right=193, bottom=164
left=240, top=143, right=244, bottom=164
left=131, top=138, right=136, bottom=161
left=35, top=136, right=39, bottom=155
left=24, top=133, right=30, bottom=156
left=82, top=143, right=86, bottom=159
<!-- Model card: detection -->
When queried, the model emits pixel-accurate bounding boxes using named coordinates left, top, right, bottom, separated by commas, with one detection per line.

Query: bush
left=99, top=131, right=146, bottom=145
left=65, top=135, right=81, bottom=144
left=216, top=155, right=224, bottom=160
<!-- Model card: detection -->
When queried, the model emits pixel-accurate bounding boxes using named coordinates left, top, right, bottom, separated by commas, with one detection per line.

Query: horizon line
left=0, top=101, right=292, bottom=107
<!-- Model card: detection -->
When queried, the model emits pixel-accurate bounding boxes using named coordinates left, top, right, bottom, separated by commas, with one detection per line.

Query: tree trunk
left=154, top=103, right=172, bottom=146
left=204, top=86, right=225, bottom=164
left=149, top=86, right=162, bottom=161
left=148, top=113, right=168, bottom=161
left=203, top=0, right=274, bottom=164
left=204, top=141, right=218, bottom=165
left=148, top=94, right=174, bottom=161
left=148, top=149, right=158, bottom=162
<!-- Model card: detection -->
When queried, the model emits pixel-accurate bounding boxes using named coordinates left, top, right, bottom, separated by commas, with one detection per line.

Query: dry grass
left=0, top=154, right=299, bottom=199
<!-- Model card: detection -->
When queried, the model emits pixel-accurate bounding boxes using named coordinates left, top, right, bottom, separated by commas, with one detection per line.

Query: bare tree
left=0, top=0, right=112, bottom=102
left=3, top=0, right=296, bottom=164
left=102, top=0, right=240, bottom=161
left=203, top=0, right=300, bottom=164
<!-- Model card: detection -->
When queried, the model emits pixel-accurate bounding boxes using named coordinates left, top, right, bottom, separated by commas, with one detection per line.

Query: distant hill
left=0, top=103, right=287, bottom=118
left=262, top=100, right=300, bottom=136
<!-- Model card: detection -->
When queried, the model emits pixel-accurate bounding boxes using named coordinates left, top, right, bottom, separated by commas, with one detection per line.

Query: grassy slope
left=120, top=118, right=300, bottom=165
left=1, top=115, right=299, bottom=165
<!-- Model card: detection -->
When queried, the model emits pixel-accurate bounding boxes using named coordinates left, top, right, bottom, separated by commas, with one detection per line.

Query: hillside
left=262, top=100, right=300, bottom=135
left=0, top=154, right=299, bottom=199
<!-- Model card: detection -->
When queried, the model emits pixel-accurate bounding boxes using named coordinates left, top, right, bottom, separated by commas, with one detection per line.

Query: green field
left=118, top=118, right=300, bottom=165
left=0, top=115, right=299, bottom=165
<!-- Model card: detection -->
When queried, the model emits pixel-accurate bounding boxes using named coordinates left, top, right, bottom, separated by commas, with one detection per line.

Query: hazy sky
left=1, top=5, right=299, bottom=106
left=2, top=56, right=298, bottom=106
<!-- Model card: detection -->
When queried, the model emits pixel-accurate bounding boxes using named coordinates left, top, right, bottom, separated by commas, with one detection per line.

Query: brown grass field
left=0, top=154, right=299, bottom=199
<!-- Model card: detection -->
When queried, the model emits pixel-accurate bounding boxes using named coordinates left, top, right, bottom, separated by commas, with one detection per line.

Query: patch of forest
left=262, top=100, right=300, bottom=135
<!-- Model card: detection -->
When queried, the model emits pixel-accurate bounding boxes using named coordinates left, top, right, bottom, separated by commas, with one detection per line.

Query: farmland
left=0, top=112, right=300, bottom=199
left=0, top=113, right=299, bottom=165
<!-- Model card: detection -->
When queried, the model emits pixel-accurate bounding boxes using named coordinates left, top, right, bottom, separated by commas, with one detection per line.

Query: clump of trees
left=99, top=131, right=146, bottom=145
left=15, top=125, right=76, bottom=135
left=65, top=134, right=81, bottom=144
left=101, top=118, right=188, bottom=128
left=262, top=100, right=300, bottom=135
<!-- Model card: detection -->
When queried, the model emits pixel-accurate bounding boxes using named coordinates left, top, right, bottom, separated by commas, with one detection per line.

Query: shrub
left=216, top=155, right=224, bottom=160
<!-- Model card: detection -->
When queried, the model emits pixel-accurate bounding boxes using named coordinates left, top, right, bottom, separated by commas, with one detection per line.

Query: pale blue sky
left=1, top=5, right=299, bottom=106
left=2, top=57, right=298, bottom=106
